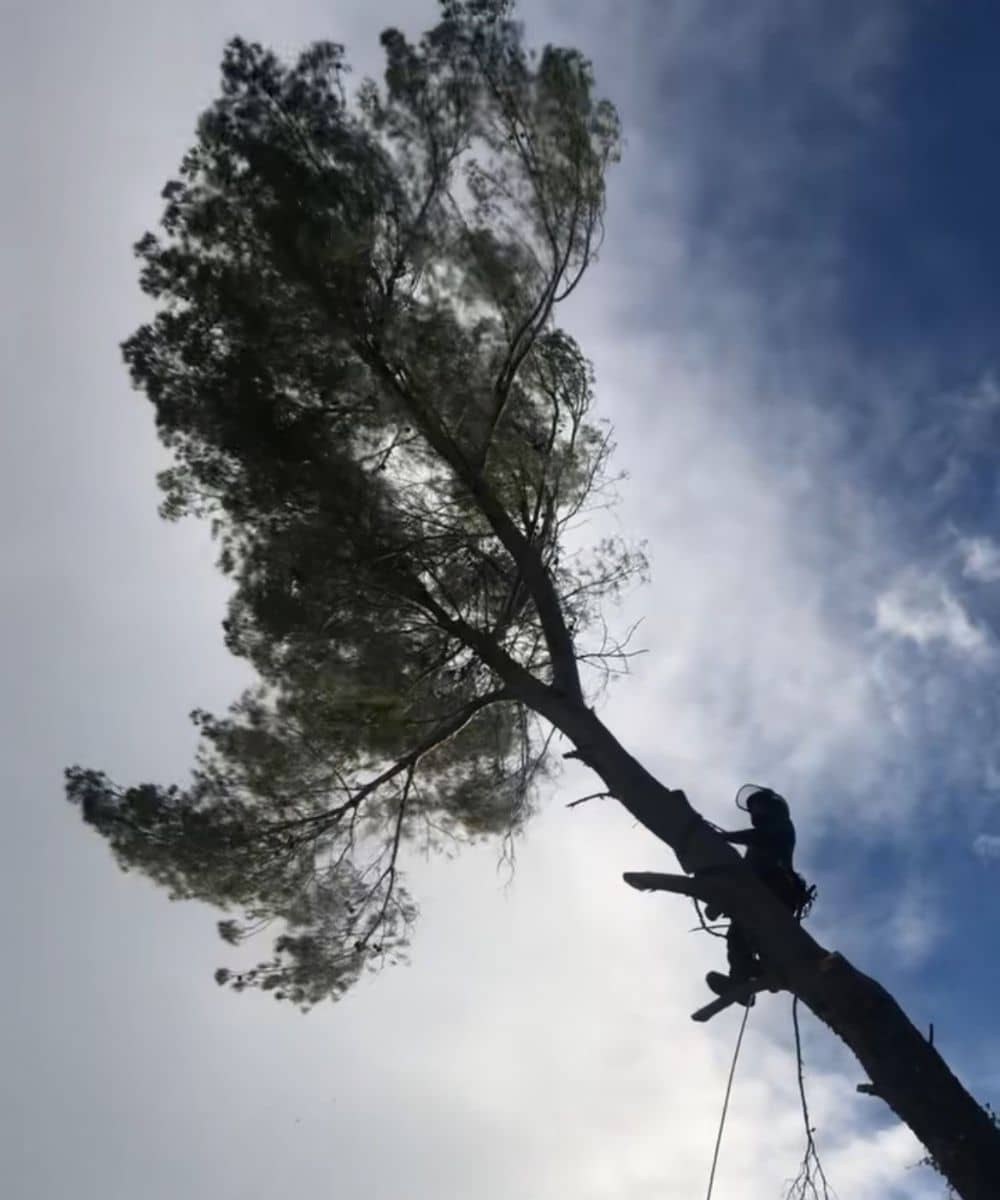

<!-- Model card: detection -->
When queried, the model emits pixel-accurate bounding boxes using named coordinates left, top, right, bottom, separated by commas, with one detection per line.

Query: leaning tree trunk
left=520, top=684, right=1000, bottom=1200
left=381, top=301, right=1000, bottom=1196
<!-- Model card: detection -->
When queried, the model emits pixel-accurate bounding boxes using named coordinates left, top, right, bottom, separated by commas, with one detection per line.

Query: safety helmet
left=736, top=784, right=790, bottom=818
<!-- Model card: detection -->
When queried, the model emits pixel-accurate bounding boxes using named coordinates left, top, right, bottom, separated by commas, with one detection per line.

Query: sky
left=4, top=1, right=1000, bottom=1197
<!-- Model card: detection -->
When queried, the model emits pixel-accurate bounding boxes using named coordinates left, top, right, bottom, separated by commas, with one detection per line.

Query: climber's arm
left=719, top=828, right=761, bottom=847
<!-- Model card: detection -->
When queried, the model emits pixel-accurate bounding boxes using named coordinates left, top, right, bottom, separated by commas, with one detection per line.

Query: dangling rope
left=786, top=996, right=836, bottom=1200
left=704, top=1000, right=752, bottom=1200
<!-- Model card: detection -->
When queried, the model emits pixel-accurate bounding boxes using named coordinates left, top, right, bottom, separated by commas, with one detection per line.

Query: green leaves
left=70, top=0, right=638, bottom=1008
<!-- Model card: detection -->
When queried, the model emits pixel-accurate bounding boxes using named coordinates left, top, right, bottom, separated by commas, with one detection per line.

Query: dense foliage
left=67, top=0, right=641, bottom=1007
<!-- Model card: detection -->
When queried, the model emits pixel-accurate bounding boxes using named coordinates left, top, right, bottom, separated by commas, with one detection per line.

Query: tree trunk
left=523, top=687, right=1000, bottom=1200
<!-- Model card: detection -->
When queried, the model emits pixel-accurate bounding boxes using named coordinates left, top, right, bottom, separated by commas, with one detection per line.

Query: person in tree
left=705, top=786, right=802, bottom=999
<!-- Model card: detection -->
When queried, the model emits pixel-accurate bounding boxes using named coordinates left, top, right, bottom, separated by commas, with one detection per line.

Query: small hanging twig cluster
left=785, top=997, right=837, bottom=1200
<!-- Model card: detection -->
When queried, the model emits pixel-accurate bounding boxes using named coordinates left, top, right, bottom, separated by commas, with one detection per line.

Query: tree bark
left=517, top=687, right=1000, bottom=1200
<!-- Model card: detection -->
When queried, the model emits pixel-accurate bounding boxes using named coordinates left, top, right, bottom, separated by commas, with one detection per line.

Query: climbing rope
left=701, top=996, right=836, bottom=1200
left=704, top=1000, right=752, bottom=1200
left=786, top=997, right=836, bottom=1200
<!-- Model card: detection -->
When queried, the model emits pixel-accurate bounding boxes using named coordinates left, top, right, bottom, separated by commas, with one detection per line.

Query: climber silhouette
left=705, top=786, right=804, bottom=1002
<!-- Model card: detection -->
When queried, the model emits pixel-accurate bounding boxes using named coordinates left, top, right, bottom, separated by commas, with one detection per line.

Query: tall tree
left=65, top=3, right=1000, bottom=1195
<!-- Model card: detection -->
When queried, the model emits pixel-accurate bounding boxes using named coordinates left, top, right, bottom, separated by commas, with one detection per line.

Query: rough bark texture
left=514, top=687, right=1000, bottom=1200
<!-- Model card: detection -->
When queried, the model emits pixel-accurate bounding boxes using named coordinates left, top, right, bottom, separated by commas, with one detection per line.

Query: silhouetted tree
left=64, top=4, right=1000, bottom=1196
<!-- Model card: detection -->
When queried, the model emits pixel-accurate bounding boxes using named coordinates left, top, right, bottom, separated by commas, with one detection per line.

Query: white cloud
left=973, top=833, right=1000, bottom=862
left=960, top=536, right=1000, bottom=583
left=886, top=881, right=946, bottom=968
left=875, top=573, right=991, bottom=659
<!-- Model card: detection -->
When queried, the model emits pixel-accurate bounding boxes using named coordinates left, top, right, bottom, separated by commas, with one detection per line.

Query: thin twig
left=785, top=997, right=837, bottom=1200
left=690, top=898, right=728, bottom=940
left=566, top=790, right=612, bottom=809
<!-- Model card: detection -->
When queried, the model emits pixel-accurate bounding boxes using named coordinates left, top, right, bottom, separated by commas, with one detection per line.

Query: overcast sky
left=5, top=2, right=1000, bottom=1198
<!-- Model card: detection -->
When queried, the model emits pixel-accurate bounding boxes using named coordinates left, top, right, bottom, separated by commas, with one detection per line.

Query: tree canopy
left=63, top=5, right=1000, bottom=1192
left=67, top=0, right=641, bottom=1008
